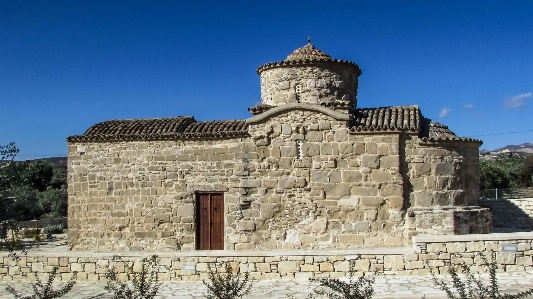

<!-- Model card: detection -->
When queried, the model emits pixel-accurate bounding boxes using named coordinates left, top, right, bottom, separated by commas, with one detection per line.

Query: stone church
left=67, top=41, right=491, bottom=251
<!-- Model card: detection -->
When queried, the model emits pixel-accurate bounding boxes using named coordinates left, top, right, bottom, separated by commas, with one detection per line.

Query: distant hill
left=30, top=157, right=68, bottom=167
left=480, top=143, right=533, bottom=156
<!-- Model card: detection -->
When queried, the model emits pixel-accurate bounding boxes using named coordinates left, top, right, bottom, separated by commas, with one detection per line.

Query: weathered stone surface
left=67, top=44, right=485, bottom=252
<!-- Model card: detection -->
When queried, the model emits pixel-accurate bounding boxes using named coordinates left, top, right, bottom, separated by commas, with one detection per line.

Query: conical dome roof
left=284, top=42, right=333, bottom=62
left=256, top=39, right=361, bottom=75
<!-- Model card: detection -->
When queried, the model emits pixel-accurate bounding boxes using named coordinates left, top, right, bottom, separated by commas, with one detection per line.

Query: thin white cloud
left=463, top=104, right=475, bottom=109
left=439, top=108, right=451, bottom=118
left=503, top=92, right=532, bottom=108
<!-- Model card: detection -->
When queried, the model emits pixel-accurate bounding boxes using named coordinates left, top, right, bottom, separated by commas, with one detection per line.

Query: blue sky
left=1, top=0, right=532, bottom=159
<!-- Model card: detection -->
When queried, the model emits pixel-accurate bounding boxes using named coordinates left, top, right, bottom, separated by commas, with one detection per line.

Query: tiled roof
left=350, top=105, right=482, bottom=143
left=285, top=43, right=334, bottom=62
left=257, top=42, right=361, bottom=75
left=419, top=118, right=482, bottom=143
left=351, top=106, right=421, bottom=133
left=67, top=117, right=249, bottom=142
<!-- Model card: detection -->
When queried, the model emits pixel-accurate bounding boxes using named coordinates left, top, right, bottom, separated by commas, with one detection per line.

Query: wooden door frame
left=195, top=191, right=224, bottom=250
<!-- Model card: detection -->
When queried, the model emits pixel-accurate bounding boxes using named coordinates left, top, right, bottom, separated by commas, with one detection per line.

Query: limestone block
left=278, top=261, right=300, bottom=273
left=342, top=171, right=362, bottom=183
left=310, top=219, right=328, bottom=233
left=280, top=145, right=297, bottom=157
left=466, top=241, right=485, bottom=252
left=302, top=143, right=320, bottom=157
left=361, top=155, right=380, bottom=169
left=281, top=124, right=292, bottom=135
left=380, top=156, right=399, bottom=169
left=323, top=183, right=350, bottom=197
left=339, top=196, right=359, bottom=206
left=338, top=234, right=365, bottom=245
left=177, top=205, right=194, bottom=217
left=446, top=243, right=466, bottom=253
left=351, top=259, right=370, bottom=272
left=338, top=142, right=353, bottom=154
left=237, top=221, right=255, bottom=231
left=387, top=196, right=404, bottom=209
left=239, top=179, right=261, bottom=188
left=360, top=197, right=384, bottom=207
left=370, top=171, right=393, bottom=183
left=380, top=184, right=402, bottom=197
left=300, top=264, right=319, bottom=272
left=353, top=221, right=370, bottom=232
left=325, top=171, right=340, bottom=183
left=351, top=186, right=378, bottom=197
left=319, top=122, right=331, bottom=130
left=411, top=177, right=425, bottom=191
left=227, top=234, right=249, bottom=244
left=261, top=203, right=280, bottom=218
left=278, top=177, right=297, bottom=189
left=496, top=252, right=516, bottom=265
left=319, top=262, right=334, bottom=272
left=516, top=256, right=532, bottom=266
left=427, top=243, right=447, bottom=253
left=306, top=131, right=323, bottom=142
left=285, top=229, right=300, bottom=244
left=384, top=256, right=405, bottom=270
left=334, top=129, right=348, bottom=142
left=414, top=191, right=432, bottom=207
left=433, top=162, right=454, bottom=176
left=261, top=179, right=278, bottom=189
left=311, top=171, right=329, bottom=183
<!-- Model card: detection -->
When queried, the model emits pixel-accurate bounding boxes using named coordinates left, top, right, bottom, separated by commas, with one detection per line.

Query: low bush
left=307, top=258, right=375, bottom=299
left=5, top=267, right=76, bottom=299
left=431, top=251, right=533, bottom=299
left=43, top=223, right=63, bottom=235
left=203, top=262, right=253, bottom=299
left=104, top=255, right=163, bottom=299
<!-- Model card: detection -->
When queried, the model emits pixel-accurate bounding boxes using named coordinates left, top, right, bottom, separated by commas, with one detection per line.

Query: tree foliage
left=480, top=155, right=533, bottom=189
left=1, top=143, right=67, bottom=223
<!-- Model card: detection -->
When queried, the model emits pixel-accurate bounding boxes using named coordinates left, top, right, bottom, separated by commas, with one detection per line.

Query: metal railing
left=480, top=188, right=533, bottom=200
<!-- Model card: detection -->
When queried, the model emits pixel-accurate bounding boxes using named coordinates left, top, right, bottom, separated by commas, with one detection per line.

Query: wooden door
left=196, top=192, right=224, bottom=250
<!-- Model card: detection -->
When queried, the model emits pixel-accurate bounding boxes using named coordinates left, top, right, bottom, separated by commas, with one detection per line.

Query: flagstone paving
left=2, top=271, right=533, bottom=299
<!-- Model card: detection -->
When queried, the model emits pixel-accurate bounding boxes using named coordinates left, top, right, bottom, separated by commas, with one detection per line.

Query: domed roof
left=256, top=38, right=361, bottom=75
left=284, top=41, right=334, bottom=62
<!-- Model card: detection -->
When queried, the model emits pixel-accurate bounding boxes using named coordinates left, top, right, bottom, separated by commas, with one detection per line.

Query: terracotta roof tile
left=351, top=106, right=421, bottom=132
left=67, top=117, right=249, bottom=142
left=419, top=118, right=482, bottom=143
left=350, top=106, right=482, bottom=143
left=256, top=42, right=361, bottom=75
left=285, top=43, right=334, bottom=62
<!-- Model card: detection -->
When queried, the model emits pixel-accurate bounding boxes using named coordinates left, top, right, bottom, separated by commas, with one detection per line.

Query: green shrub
left=203, top=262, right=253, bottom=299
left=431, top=251, right=533, bottom=299
left=43, top=224, right=63, bottom=235
left=307, top=259, right=374, bottom=299
left=104, top=255, right=163, bottom=299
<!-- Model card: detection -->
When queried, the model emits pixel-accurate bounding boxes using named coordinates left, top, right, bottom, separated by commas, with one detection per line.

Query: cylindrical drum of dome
left=256, top=41, right=362, bottom=110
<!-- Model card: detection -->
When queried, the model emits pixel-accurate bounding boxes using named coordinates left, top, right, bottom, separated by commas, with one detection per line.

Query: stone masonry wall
left=245, top=110, right=406, bottom=249
left=67, top=137, right=254, bottom=251
left=68, top=108, right=412, bottom=251
left=259, top=64, right=359, bottom=107
left=480, top=198, right=533, bottom=231
left=403, top=136, right=490, bottom=238
left=2, top=233, right=532, bottom=282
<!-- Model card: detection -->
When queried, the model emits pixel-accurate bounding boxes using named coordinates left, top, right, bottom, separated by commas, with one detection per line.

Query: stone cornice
left=246, top=103, right=351, bottom=124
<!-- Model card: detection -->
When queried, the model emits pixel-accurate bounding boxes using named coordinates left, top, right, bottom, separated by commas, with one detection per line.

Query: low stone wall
left=480, top=198, right=533, bottom=231
left=1, top=232, right=532, bottom=282
left=16, top=218, right=68, bottom=230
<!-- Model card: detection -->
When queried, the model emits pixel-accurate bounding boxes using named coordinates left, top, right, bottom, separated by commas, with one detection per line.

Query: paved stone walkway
left=2, top=271, right=533, bottom=299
